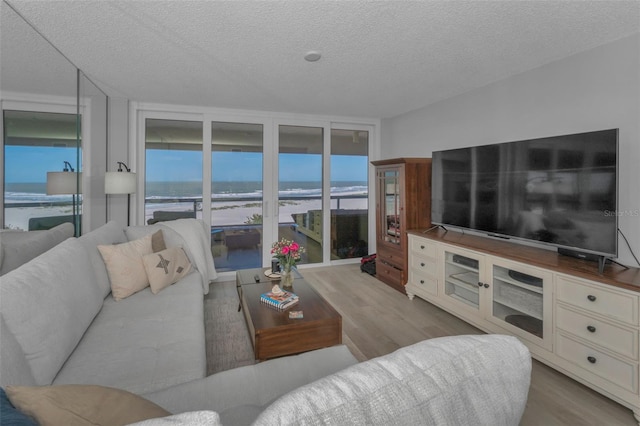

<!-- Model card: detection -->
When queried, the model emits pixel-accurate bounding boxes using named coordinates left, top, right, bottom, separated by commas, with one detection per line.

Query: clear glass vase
left=281, top=264, right=294, bottom=289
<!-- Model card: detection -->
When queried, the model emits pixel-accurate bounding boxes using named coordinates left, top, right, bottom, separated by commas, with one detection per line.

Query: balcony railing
left=144, top=193, right=367, bottom=213
left=4, top=193, right=367, bottom=232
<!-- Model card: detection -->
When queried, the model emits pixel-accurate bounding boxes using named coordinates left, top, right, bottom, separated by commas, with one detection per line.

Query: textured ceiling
left=2, top=1, right=639, bottom=119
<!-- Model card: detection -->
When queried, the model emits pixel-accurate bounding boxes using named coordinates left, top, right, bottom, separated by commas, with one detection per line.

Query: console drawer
left=409, top=255, right=437, bottom=276
left=556, top=275, right=638, bottom=325
left=556, top=333, right=637, bottom=393
left=408, top=270, right=438, bottom=297
left=556, top=305, right=638, bottom=360
left=409, top=237, right=437, bottom=258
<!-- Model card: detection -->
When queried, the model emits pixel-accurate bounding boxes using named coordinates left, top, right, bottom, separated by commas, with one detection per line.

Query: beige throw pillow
left=5, top=384, right=170, bottom=426
left=142, top=246, right=192, bottom=294
left=98, top=234, right=153, bottom=301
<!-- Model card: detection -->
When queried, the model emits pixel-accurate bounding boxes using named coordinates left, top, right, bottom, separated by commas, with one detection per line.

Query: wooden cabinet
left=371, top=158, right=431, bottom=294
left=407, top=229, right=640, bottom=422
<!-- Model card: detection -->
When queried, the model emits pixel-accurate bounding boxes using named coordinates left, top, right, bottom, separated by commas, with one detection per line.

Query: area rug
left=204, top=281, right=256, bottom=375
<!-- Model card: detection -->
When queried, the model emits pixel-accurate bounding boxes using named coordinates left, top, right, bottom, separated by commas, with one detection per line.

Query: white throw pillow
left=98, top=234, right=153, bottom=301
left=142, top=246, right=192, bottom=294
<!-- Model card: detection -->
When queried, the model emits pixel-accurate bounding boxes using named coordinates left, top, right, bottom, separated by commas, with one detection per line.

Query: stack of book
left=260, top=290, right=299, bottom=310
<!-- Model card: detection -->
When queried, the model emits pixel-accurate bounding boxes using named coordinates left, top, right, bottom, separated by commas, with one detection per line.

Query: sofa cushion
left=98, top=233, right=153, bottom=301
left=142, top=344, right=358, bottom=417
left=77, top=221, right=128, bottom=299
left=0, top=238, right=103, bottom=385
left=0, top=223, right=74, bottom=276
left=53, top=271, right=206, bottom=394
left=254, top=334, right=531, bottom=426
left=5, top=384, right=169, bottom=426
left=0, top=316, right=36, bottom=387
left=143, top=246, right=192, bottom=294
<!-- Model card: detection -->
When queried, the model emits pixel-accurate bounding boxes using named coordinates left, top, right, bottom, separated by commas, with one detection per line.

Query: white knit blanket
left=161, top=219, right=217, bottom=294
left=128, top=410, right=221, bottom=425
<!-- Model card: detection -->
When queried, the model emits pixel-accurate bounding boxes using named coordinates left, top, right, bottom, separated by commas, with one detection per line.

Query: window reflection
left=3, top=110, right=80, bottom=231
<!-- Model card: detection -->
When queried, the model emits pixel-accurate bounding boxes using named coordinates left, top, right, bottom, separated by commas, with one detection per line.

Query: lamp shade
left=105, top=171, right=136, bottom=194
left=47, top=171, right=81, bottom=195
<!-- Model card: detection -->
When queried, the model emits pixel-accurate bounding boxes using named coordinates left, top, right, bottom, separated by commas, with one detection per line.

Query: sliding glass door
left=140, top=112, right=374, bottom=274
left=144, top=119, right=203, bottom=225
left=211, top=122, right=264, bottom=272
left=278, top=125, right=323, bottom=265
left=330, top=129, right=369, bottom=259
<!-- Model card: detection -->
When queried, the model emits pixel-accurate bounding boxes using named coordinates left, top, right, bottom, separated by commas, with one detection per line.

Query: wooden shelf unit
left=371, top=158, right=431, bottom=294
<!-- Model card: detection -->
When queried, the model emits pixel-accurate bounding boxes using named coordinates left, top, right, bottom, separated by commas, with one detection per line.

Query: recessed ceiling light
left=304, top=51, right=322, bottom=62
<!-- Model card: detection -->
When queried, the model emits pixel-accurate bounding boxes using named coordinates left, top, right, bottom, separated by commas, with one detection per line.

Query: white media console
left=407, top=229, right=640, bottom=423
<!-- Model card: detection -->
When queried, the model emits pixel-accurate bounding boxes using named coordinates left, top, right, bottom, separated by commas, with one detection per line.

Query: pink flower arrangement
left=271, top=238, right=305, bottom=271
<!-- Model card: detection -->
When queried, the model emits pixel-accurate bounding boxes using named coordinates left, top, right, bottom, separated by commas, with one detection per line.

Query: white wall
left=382, top=34, right=640, bottom=266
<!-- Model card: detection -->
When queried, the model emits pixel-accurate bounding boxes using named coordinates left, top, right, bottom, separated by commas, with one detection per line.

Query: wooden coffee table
left=236, top=268, right=342, bottom=361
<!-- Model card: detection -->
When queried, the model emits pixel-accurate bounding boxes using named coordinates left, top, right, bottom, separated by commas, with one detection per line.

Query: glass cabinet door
left=489, top=263, right=552, bottom=349
left=442, top=249, right=483, bottom=312
left=379, top=169, right=401, bottom=245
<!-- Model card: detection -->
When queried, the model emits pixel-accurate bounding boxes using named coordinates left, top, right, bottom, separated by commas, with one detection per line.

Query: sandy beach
left=4, top=198, right=367, bottom=231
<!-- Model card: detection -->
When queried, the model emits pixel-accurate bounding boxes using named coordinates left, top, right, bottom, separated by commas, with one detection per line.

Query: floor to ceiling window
left=139, top=110, right=375, bottom=275
left=144, top=119, right=203, bottom=225
left=278, top=125, right=323, bottom=265
left=3, top=110, right=80, bottom=231
left=330, top=129, right=369, bottom=259
left=211, top=122, right=264, bottom=272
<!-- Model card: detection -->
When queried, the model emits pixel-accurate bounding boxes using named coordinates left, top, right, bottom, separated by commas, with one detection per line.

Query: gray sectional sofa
left=0, top=219, right=533, bottom=425
left=0, top=220, right=209, bottom=395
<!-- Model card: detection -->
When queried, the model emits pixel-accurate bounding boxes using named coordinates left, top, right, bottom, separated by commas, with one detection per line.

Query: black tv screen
left=431, top=129, right=618, bottom=258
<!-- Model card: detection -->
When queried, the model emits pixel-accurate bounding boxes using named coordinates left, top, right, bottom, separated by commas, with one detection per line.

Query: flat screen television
left=431, top=129, right=618, bottom=260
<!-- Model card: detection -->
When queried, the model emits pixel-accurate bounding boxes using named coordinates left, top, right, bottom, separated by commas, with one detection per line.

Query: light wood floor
left=207, top=263, right=637, bottom=426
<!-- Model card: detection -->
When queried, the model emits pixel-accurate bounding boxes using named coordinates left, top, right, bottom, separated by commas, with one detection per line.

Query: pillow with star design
left=142, top=246, right=193, bottom=294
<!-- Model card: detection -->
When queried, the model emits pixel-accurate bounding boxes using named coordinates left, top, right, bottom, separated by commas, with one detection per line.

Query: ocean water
left=5, top=180, right=368, bottom=203
left=4, top=180, right=368, bottom=230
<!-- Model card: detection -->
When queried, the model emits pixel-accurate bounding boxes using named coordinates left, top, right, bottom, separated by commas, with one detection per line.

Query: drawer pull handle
left=478, top=282, right=483, bottom=287
left=420, top=245, right=425, bottom=249
left=420, top=262, right=425, bottom=267
left=587, top=295, right=597, bottom=302
left=483, top=283, right=490, bottom=288
left=587, top=325, right=596, bottom=333
left=587, top=356, right=597, bottom=364
left=420, top=280, right=425, bottom=284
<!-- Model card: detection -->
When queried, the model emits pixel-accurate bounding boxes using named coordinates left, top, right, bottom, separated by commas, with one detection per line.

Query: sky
left=5, top=147, right=368, bottom=183
left=5, top=146, right=79, bottom=183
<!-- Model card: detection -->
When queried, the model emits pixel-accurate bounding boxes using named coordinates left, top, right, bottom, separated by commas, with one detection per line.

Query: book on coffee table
left=260, top=290, right=299, bottom=310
